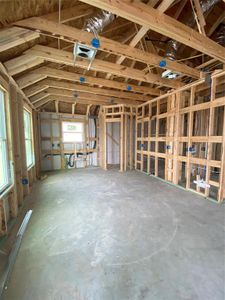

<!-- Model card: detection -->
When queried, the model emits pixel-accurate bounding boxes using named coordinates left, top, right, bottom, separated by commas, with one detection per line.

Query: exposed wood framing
left=157, top=0, right=176, bottom=13
left=190, top=0, right=206, bottom=35
left=34, top=87, right=140, bottom=106
left=0, top=27, right=39, bottom=52
left=39, top=113, right=97, bottom=170
left=80, top=0, right=225, bottom=62
left=0, top=0, right=224, bottom=237
left=14, top=17, right=200, bottom=78
left=18, top=67, right=160, bottom=96
left=99, top=105, right=136, bottom=171
left=23, top=79, right=151, bottom=102
left=4, top=55, right=44, bottom=76
left=0, top=67, right=40, bottom=236
left=135, top=70, right=225, bottom=202
left=43, top=3, right=94, bottom=23
left=0, top=62, right=35, bottom=109
left=24, top=45, right=183, bottom=88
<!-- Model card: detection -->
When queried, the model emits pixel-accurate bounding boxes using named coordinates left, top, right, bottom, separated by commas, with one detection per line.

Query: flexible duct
left=165, top=0, right=221, bottom=61
left=84, top=10, right=115, bottom=36
left=73, top=10, right=115, bottom=68
left=216, top=24, right=225, bottom=46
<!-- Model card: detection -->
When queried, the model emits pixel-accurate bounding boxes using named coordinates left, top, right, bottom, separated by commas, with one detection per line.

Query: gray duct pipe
left=216, top=24, right=225, bottom=46
left=84, top=10, right=115, bottom=36
left=165, top=0, right=221, bottom=61
left=73, top=10, right=115, bottom=70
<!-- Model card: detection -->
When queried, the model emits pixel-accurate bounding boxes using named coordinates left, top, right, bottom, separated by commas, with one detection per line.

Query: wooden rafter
left=207, top=11, right=225, bottom=37
left=24, top=81, right=48, bottom=97
left=17, top=73, right=47, bottom=89
left=31, top=87, right=142, bottom=107
left=30, top=91, right=49, bottom=104
left=4, top=55, right=44, bottom=76
left=157, top=0, right=177, bottom=14
left=46, top=87, right=140, bottom=105
left=23, top=79, right=151, bottom=102
left=14, top=17, right=200, bottom=78
left=190, top=0, right=206, bottom=36
left=22, top=45, right=183, bottom=88
left=34, top=95, right=114, bottom=109
left=18, top=66, right=160, bottom=95
left=43, top=3, right=94, bottom=23
left=0, top=62, right=35, bottom=109
left=0, top=27, right=39, bottom=52
left=115, top=0, right=161, bottom=66
left=79, top=0, right=225, bottom=63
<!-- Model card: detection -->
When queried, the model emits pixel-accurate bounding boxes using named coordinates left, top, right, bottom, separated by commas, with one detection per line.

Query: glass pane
left=0, top=90, right=6, bottom=139
left=0, top=141, right=9, bottom=192
left=23, top=110, right=34, bottom=168
left=24, top=110, right=31, bottom=139
left=63, top=132, right=83, bottom=142
left=62, top=122, right=83, bottom=133
left=25, top=140, right=33, bottom=167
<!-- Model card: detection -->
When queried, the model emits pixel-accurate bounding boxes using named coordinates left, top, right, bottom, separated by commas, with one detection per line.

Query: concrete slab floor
left=2, top=168, right=225, bottom=300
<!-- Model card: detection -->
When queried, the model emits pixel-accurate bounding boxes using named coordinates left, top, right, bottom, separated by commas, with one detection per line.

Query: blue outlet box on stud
left=80, top=77, right=85, bottom=83
left=22, top=179, right=28, bottom=185
left=159, top=60, right=167, bottom=68
left=127, top=85, right=132, bottom=91
left=91, top=38, right=100, bottom=48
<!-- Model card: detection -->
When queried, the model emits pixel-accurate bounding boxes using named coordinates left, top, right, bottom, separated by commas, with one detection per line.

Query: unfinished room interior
left=0, top=0, right=225, bottom=299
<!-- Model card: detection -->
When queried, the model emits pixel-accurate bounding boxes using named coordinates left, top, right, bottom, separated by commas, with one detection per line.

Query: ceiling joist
left=17, top=66, right=160, bottom=95
left=4, top=54, right=44, bottom=76
left=43, top=3, right=94, bottom=23
left=24, top=45, right=183, bottom=88
left=14, top=17, right=200, bottom=78
left=24, top=79, right=150, bottom=102
left=35, top=95, right=110, bottom=109
left=33, top=89, right=139, bottom=108
left=0, top=27, right=39, bottom=52
left=79, top=0, right=225, bottom=63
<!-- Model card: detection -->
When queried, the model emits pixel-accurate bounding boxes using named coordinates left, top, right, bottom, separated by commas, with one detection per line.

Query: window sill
left=0, top=183, right=14, bottom=199
left=27, top=163, right=35, bottom=171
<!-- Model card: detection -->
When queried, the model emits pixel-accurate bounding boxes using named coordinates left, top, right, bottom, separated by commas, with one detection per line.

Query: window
left=0, top=89, right=11, bottom=194
left=24, top=109, right=34, bottom=168
left=62, top=122, right=84, bottom=142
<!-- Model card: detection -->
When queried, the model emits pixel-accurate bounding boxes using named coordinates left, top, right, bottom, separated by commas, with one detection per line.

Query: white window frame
left=62, top=121, right=85, bottom=143
left=0, top=87, right=12, bottom=195
left=23, top=109, right=35, bottom=169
